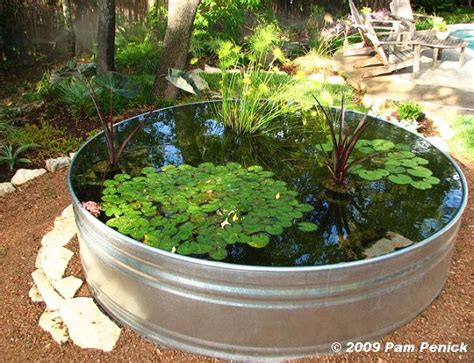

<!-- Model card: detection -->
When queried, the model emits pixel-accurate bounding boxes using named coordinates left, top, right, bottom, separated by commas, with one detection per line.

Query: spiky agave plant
left=314, top=95, right=369, bottom=190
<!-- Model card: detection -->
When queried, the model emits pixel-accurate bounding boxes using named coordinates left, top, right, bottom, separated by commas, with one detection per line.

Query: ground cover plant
left=447, top=115, right=474, bottom=161
left=101, top=162, right=316, bottom=260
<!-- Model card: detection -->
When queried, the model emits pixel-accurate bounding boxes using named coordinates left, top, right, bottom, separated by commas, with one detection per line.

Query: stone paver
left=35, top=246, right=74, bottom=280
left=39, top=309, right=69, bottom=344
left=31, top=269, right=65, bottom=310
left=51, top=276, right=83, bottom=299
left=28, top=284, right=43, bottom=303
left=60, top=298, right=121, bottom=352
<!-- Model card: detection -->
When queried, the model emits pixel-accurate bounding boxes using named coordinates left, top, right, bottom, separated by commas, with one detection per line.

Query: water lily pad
left=297, top=222, right=318, bottom=232
left=370, top=139, right=395, bottom=151
left=424, top=176, right=440, bottom=185
left=385, top=165, right=406, bottom=174
left=410, top=180, right=432, bottom=190
left=412, top=157, right=429, bottom=165
left=102, top=162, right=312, bottom=261
left=265, top=225, right=284, bottom=235
left=388, top=174, right=413, bottom=185
left=394, top=143, right=411, bottom=151
left=248, top=234, right=270, bottom=248
left=407, top=166, right=433, bottom=178
left=358, top=169, right=389, bottom=181
left=400, top=159, right=419, bottom=168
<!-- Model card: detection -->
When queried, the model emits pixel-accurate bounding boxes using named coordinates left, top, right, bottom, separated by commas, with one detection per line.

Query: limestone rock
left=60, top=298, right=121, bottom=352
left=45, top=156, right=70, bottom=172
left=203, top=64, right=221, bottom=74
left=35, top=246, right=74, bottom=280
left=39, top=309, right=69, bottom=344
left=29, top=284, right=44, bottom=303
left=31, top=269, right=64, bottom=310
left=430, top=115, right=455, bottom=141
left=307, top=73, right=325, bottom=82
left=11, top=168, right=47, bottom=186
left=326, top=75, right=346, bottom=85
left=364, top=232, right=413, bottom=258
left=0, top=182, right=15, bottom=197
left=61, top=204, right=75, bottom=219
left=51, top=276, right=83, bottom=299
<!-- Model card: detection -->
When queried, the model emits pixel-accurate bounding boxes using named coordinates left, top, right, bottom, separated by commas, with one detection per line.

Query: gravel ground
left=0, top=163, right=472, bottom=362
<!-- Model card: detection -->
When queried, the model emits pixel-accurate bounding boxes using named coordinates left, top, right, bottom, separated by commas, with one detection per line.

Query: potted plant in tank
left=433, top=18, right=450, bottom=40
left=314, top=96, right=440, bottom=194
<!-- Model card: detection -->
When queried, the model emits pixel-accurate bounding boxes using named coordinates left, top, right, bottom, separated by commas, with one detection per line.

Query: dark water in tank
left=69, top=101, right=465, bottom=266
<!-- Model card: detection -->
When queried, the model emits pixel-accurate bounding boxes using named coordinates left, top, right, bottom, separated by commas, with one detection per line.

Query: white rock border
left=0, top=155, right=71, bottom=198
left=30, top=204, right=121, bottom=351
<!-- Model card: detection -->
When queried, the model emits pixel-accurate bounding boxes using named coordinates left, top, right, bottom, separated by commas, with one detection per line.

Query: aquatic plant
left=315, top=97, right=439, bottom=190
left=219, top=69, right=304, bottom=135
left=101, top=162, right=316, bottom=260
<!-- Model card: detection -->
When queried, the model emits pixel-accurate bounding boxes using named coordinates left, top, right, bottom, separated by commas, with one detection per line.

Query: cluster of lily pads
left=318, top=138, right=439, bottom=190
left=101, top=162, right=317, bottom=260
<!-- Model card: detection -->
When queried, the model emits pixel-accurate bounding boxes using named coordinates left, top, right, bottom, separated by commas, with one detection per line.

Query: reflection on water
left=70, top=102, right=464, bottom=266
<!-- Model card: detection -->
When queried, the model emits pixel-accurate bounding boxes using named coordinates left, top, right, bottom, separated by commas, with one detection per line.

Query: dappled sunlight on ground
left=336, top=46, right=474, bottom=112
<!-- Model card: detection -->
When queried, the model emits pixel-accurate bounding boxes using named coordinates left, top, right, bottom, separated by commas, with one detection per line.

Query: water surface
left=70, top=102, right=464, bottom=266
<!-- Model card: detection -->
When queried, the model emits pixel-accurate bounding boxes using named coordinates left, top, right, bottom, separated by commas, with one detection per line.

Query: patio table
left=412, top=31, right=468, bottom=77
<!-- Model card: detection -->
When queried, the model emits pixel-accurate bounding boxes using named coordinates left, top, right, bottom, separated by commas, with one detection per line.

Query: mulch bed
left=0, top=160, right=472, bottom=361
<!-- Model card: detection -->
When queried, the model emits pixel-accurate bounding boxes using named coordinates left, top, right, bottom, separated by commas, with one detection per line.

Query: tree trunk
left=97, top=0, right=115, bottom=74
left=61, top=0, right=76, bottom=59
left=153, top=0, right=201, bottom=100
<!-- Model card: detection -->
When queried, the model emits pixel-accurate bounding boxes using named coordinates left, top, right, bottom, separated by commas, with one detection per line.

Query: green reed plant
left=217, top=43, right=303, bottom=136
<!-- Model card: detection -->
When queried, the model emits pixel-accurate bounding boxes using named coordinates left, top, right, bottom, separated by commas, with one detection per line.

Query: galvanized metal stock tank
left=68, top=106, right=468, bottom=360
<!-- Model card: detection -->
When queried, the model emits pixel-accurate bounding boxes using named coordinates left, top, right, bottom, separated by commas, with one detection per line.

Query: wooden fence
left=0, top=0, right=392, bottom=62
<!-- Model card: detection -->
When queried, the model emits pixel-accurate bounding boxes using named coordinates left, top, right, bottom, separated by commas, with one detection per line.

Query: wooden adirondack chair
left=389, top=0, right=441, bottom=38
left=345, top=0, right=404, bottom=56
left=353, top=20, right=416, bottom=78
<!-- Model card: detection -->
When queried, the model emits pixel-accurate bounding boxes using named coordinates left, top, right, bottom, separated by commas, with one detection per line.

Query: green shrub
left=448, top=115, right=474, bottom=160
left=129, top=74, right=156, bottom=106
left=396, top=101, right=423, bottom=121
left=57, top=79, right=96, bottom=116
left=191, top=0, right=264, bottom=58
left=116, top=40, right=161, bottom=74
left=440, top=7, right=474, bottom=24
left=416, top=18, right=434, bottom=31
left=8, top=121, right=81, bottom=159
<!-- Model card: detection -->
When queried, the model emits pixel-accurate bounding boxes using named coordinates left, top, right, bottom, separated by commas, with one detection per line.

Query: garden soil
left=0, top=163, right=472, bottom=362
